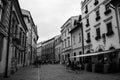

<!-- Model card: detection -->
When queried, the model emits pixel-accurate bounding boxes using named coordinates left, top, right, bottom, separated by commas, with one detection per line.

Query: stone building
left=79, top=0, right=120, bottom=73
left=61, top=16, right=79, bottom=63
left=37, top=42, right=42, bottom=61
left=41, top=37, right=55, bottom=63
left=54, top=35, right=62, bottom=63
left=69, top=15, right=84, bottom=63
left=22, top=9, right=39, bottom=65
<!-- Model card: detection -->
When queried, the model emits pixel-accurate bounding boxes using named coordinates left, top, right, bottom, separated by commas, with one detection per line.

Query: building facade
left=37, top=42, right=42, bottom=61
left=80, top=0, right=120, bottom=73
left=8, top=0, right=28, bottom=75
left=69, top=15, right=84, bottom=63
left=54, top=35, right=62, bottom=63
left=41, top=37, right=55, bottom=63
left=0, top=0, right=38, bottom=77
left=22, top=9, right=39, bottom=65
left=61, top=16, right=79, bottom=63
left=0, top=0, right=11, bottom=76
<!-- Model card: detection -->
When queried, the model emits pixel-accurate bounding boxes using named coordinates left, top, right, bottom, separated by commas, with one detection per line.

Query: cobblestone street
left=1, top=64, right=120, bottom=80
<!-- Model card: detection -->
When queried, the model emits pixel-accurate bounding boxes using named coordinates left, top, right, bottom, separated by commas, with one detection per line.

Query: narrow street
left=2, top=64, right=120, bottom=80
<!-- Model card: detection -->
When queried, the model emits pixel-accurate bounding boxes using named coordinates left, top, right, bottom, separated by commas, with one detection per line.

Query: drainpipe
left=4, top=0, right=13, bottom=78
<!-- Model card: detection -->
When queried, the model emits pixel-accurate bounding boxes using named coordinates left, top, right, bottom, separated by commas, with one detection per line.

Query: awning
left=70, top=49, right=120, bottom=58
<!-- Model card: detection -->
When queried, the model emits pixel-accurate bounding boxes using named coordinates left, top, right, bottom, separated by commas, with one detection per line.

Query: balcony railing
left=106, top=31, right=114, bottom=37
left=94, top=0, right=99, bottom=6
left=86, top=39, right=91, bottom=43
left=95, top=35, right=101, bottom=41
left=104, top=9, right=112, bottom=15
left=96, top=16, right=101, bottom=21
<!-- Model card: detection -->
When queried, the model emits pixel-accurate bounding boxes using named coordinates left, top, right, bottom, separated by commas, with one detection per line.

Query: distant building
left=37, top=42, right=42, bottom=61
left=54, top=35, right=62, bottom=63
left=41, top=37, right=55, bottom=63
left=61, top=16, right=79, bottom=63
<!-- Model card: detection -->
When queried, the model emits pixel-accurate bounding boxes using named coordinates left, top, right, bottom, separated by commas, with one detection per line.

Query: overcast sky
left=19, top=0, right=82, bottom=43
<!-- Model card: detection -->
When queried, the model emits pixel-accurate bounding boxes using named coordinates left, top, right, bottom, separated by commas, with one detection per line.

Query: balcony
left=85, top=10, right=88, bottom=14
left=104, top=9, right=112, bottom=15
left=86, top=39, right=91, bottom=43
left=96, top=16, right=101, bottom=21
left=94, top=0, right=99, bottom=6
left=106, top=31, right=114, bottom=37
left=86, top=23, right=90, bottom=27
left=95, top=35, right=101, bottom=41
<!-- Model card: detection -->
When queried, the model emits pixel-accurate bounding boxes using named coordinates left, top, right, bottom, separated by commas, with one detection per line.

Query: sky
left=19, top=0, right=82, bottom=43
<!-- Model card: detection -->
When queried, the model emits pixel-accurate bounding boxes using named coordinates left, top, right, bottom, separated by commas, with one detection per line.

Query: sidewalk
left=1, top=66, right=39, bottom=80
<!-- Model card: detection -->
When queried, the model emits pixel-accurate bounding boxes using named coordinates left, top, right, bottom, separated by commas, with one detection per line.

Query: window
left=96, top=10, right=100, bottom=21
left=95, top=28, right=101, bottom=40
left=79, top=51, right=82, bottom=63
left=0, top=1, right=3, bottom=20
left=68, top=37, right=70, bottom=47
left=104, top=3, right=111, bottom=15
left=74, top=52, right=76, bottom=61
left=106, top=22, right=114, bottom=36
left=86, top=18, right=90, bottom=27
left=86, top=32, right=91, bottom=43
left=0, top=34, right=4, bottom=61
left=65, top=39, right=66, bottom=48
left=85, top=5, right=88, bottom=14
left=79, top=33, right=81, bottom=43
left=94, top=0, right=99, bottom=6
left=73, top=36, right=75, bottom=45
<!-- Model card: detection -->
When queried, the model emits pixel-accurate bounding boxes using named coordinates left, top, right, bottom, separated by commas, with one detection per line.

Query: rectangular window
left=86, top=18, right=90, bottom=27
left=74, top=52, right=76, bottom=61
left=107, top=22, right=113, bottom=33
left=65, top=39, right=66, bottom=48
left=106, top=22, right=114, bottom=36
left=85, top=5, right=88, bottom=14
left=86, top=32, right=91, bottom=43
left=73, top=36, right=75, bottom=45
left=79, top=33, right=81, bottom=43
left=96, top=10, right=100, bottom=17
left=87, top=32, right=90, bottom=40
left=96, top=28, right=101, bottom=37
left=105, top=3, right=110, bottom=11
left=79, top=51, right=82, bottom=63
left=96, top=10, right=101, bottom=21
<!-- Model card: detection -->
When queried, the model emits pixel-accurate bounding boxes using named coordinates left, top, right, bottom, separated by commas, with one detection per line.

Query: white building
left=81, top=0, right=120, bottom=73
left=69, top=15, right=83, bottom=62
left=61, top=16, right=79, bottom=63
left=54, top=35, right=62, bottom=63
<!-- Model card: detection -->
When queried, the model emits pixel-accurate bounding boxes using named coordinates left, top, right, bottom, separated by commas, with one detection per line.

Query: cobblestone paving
left=1, top=64, right=120, bottom=80
left=39, top=64, right=120, bottom=80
